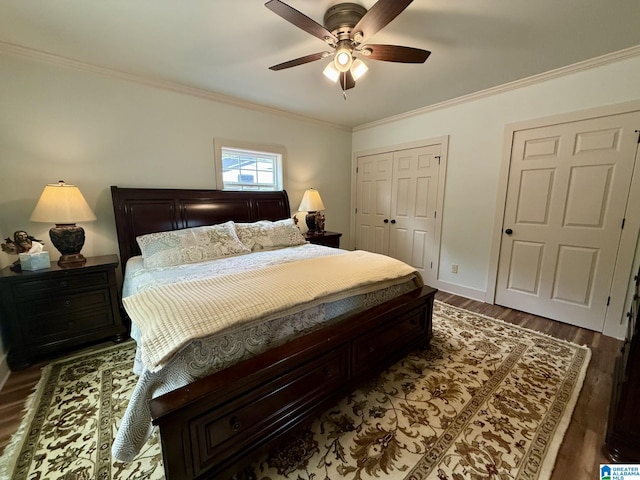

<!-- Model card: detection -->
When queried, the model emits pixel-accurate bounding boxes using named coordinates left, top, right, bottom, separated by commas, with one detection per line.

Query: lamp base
left=305, top=211, right=326, bottom=236
left=305, top=212, right=318, bottom=235
left=49, top=224, right=87, bottom=268
left=58, top=253, right=87, bottom=268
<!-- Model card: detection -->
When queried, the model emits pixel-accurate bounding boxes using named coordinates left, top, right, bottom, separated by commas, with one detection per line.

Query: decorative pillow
left=136, top=221, right=250, bottom=268
left=235, top=218, right=306, bottom=252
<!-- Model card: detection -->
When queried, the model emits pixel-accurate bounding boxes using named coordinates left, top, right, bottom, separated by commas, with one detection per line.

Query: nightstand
left=0, top=254, right=127, bottom=370
left=305, top=231, right=342, bottom=248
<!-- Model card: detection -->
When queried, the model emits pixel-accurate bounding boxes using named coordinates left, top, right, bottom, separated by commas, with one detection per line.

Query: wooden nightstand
left=305, top=231, right=342, bottom=248
left=0, top=254, right=127, bottom=370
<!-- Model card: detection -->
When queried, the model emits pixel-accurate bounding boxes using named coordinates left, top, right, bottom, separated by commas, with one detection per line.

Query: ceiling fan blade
left=363, top=44, right=431, bottom=63
left=265, top=0, right=337, bottom=43
left=269, top=52, right=327, bottom=71
left=339, top=70, right=355, bottom=91
left=352, top=0, right=413, bottom=44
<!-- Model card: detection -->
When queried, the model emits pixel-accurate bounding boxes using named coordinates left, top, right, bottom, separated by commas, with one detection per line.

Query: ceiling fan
left=265, top=0, right=431, bottom=95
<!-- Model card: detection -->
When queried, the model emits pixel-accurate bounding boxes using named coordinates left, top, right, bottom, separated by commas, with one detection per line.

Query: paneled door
left=495, top=111, right=640, bottom=331
left=355, top=152, right=392, bottom=255
left=356, top=144, right=441, bottom=280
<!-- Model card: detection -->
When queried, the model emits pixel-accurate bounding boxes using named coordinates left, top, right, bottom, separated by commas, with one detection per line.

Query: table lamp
left=30, top=180, right=97, bottom=267
left=298, top=188, right=325, bottom=235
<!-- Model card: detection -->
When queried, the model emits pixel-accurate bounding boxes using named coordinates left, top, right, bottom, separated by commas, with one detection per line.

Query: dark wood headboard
left=110, top=186, right=292, bottom=267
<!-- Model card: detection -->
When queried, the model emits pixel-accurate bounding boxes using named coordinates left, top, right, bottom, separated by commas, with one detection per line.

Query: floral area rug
left=0, top=302, right=590, bottom=480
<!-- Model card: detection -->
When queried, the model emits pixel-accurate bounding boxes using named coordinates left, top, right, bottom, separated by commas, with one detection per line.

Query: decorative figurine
left=2, top=230, right=45, bottom=271
left=315, top=212, right=325, bottom=234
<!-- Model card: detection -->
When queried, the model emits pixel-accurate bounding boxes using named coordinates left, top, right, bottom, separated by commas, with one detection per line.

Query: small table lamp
left=30, top=180, right=97, bottom=267
left=298, top=188, right=325, bottom=235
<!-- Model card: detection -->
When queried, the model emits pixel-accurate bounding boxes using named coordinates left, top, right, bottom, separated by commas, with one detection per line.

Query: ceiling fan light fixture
left=334, top=45, right=353, bottom=72
left=323, top=62, right=340, bottom=82
left=350, top=58, right=368, bottom=81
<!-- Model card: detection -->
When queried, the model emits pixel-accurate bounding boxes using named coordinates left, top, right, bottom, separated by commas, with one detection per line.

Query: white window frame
left=214, top=138, right=285, bottom=191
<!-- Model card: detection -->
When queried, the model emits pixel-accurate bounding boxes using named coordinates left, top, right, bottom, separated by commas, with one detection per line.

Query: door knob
left=390, top=219, right=396, bottom=224
left=383, top=219, right=389, bottom=223
left=505, top=228, right=513, bottom=235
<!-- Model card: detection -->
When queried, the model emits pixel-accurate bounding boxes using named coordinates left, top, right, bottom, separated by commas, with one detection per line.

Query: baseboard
left=433, top=280, right=486, bottom=303
left=0, top=352, right=10, bottom=391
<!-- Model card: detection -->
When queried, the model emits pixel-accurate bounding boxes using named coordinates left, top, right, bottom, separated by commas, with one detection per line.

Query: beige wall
left=0, top=54, right=353, bottom=272
left=353, top=51, right=640, bottom=338
left=0, top=54, right=353, bottom=379
left=2, top=47, right=639, bottom=380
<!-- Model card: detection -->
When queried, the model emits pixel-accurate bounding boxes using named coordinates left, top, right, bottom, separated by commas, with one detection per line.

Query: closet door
left=495, top=111, right=640, bottom=331
left=388, top=145, right=441, bottom=278
left=355, top=152, right=392, bottom=254
left=355, top=144, right=441, bottom=280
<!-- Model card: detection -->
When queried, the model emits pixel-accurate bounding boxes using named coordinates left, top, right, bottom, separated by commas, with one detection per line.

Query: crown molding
left=4, top=40, right=639, bottom=135
left=354, top=45, right=640, bottom=132
left=0, top=41, right=351, bottom=132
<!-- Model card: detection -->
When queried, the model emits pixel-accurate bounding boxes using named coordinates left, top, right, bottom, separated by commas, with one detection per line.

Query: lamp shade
left=351, top=58, right=368, bottom=81
left=334, top=45, right=353, bottom=72
left=30, top=181, right=97, bottom=224
left=323, top=62, right=340, bottom=83
left=298, top=188, right=325, bottom=212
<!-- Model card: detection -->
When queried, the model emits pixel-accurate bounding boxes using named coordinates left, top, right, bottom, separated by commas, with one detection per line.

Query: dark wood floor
left=0, top=291, right=620, bottom=479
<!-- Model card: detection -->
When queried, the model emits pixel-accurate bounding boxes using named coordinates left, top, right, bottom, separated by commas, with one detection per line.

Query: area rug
left=0, top=301, right=591, bottom=480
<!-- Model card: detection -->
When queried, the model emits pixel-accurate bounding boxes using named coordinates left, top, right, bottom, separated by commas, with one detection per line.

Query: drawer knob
left=369, top=345, right=375, bottom=353
left=230, top=416, right=241, bottom=432
left=64, top=299, right=72, bottom=307
left=59, top=280, right=68, bottom=288
left=323, top=366, right=333, bottom=378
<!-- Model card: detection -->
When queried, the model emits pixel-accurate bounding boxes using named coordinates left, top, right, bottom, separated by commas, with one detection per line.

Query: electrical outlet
left=451, top=264, right=458, bottom=274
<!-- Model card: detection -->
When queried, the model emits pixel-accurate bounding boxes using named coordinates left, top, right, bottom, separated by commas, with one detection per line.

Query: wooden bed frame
left=111, top=186, right=437, bottom=480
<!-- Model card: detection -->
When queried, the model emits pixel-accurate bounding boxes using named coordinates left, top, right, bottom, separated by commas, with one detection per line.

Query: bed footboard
left=150, top=285, right=437, bottom=480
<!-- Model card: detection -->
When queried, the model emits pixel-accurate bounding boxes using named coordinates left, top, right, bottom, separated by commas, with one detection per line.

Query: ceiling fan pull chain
left=342, top=72, right=347, bottom=100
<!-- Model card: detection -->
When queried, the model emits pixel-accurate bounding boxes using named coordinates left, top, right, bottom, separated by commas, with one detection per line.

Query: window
left=214, top=139, right=284, bottom=191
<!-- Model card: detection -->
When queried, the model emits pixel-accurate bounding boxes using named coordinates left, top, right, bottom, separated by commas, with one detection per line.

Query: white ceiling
left=1, top=0, right=639, bottom=128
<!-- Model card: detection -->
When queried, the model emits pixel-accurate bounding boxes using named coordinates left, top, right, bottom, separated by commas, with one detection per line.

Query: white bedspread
left=123, top=250, right=421, bottom=372
left=112, top=244, right=423, bottom=462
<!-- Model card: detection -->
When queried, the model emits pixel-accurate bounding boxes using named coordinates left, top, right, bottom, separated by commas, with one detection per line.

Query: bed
left=110, top=186, right=437, bottom=480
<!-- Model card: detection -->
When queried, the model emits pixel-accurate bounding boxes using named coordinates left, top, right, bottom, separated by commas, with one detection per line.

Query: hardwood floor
left=0, top=291, right=621, bottom=479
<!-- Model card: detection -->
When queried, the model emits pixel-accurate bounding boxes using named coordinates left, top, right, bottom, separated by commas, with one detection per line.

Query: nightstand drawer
left=19, top=290, right=111, bottom=317
left=21, top=307, right=115, bottom=345
left=12, top=271, right=110, bottom=299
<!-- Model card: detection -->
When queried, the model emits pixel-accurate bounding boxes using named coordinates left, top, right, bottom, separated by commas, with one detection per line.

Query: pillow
left=235, top=218, right=306, bottom=252
left=136, top=221, right=250, bottom=268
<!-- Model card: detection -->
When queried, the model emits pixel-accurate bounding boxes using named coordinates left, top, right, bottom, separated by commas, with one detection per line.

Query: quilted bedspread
left=123, top=250, right=422, bottom=372
left=112, top=245, right=423, bottom=462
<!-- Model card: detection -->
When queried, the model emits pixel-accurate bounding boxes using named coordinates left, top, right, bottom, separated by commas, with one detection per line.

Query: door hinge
left=607, top=296, right=611, bottom=306
left=622, top=218, right=626, bottom=229
left=434, top=211, right=437, bottom=219
left=430, top=261, right=433, bottom=269
left=356, top=166, right=359, bottom=173
left=636, top=129, right=640, bottom=144
left=355, top=207, right=357, bottom=214
left=436, top=155, right=441, bottom=165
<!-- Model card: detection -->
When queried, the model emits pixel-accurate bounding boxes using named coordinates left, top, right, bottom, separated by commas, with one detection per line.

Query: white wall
left=0, top=54, right=354, bottom=267
left=353, top=52, right=640, bottom=309
left=0, top=54, right=353, bottom=378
